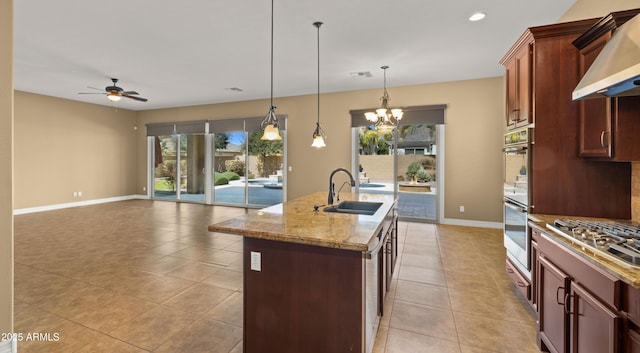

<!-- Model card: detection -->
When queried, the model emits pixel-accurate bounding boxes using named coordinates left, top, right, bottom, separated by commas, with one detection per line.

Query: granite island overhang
left=208, top=191, right=398, bottom=353
left=208, top=191, right=397, bottom=252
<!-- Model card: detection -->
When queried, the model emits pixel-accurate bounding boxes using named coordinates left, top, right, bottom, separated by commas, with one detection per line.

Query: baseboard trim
left=441, top=217, right=502, bottom=229
left=0, top=338, right=16, bottom=353
left=13, top=194, right=149, bottom=215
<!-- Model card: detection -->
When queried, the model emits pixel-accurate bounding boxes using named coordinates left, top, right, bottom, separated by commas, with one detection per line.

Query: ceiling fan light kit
left=107, top=92, right=121, bottom=102
left=78, top=78, right=148, bottom=103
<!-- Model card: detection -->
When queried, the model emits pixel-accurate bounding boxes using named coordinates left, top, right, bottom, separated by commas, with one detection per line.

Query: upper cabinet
left=573, top=9, right=640, bottom=161
left=504, top=43, right=532, bottom=129
left=500, top=18, right=632, bottom=218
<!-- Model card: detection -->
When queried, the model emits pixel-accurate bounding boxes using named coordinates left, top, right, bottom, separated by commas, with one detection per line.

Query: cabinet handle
left=516, top=281, right=527, bottom=288
left=510, top=109, right=520, bottom=122
left=600, top=131, right=610, bottom=148
left=556, top=286, right=565, bottom=305
left=564, top=293, right=573, bottom=315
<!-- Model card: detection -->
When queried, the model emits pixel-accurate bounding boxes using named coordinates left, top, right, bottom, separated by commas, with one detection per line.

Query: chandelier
left=364, top=65, right=403, bottom=134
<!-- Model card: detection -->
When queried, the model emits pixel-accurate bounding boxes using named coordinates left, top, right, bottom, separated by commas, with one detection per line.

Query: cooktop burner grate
left=547, top=219, right=640, bottom=269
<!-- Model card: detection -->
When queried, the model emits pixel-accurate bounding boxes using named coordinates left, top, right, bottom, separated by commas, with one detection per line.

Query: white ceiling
left=14, top=0, right=576, bottom=111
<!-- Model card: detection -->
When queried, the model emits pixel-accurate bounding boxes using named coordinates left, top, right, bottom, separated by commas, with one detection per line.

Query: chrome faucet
left=328, top=168, right=356, bottom=205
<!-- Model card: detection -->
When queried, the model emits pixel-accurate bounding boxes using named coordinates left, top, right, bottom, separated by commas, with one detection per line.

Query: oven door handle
left=504, top=200, right=527, bottom=213
left=503, top=146, right=528, bottom=153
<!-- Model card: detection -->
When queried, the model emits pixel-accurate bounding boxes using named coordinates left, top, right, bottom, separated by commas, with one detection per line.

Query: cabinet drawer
left=506, top=258, right=531, bottom=300
left=539, top=233, right=621, bottom=309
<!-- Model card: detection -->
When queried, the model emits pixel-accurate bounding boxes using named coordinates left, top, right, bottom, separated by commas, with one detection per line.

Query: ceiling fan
left=78, top=78, right=148, bottom=102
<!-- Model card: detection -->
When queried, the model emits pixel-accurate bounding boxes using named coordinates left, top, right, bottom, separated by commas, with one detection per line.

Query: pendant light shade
left=364, top=66, right=403, bottom=134
left=260, top=0, right=282, bottom=141
left=311, top=21, right=326, bottom=148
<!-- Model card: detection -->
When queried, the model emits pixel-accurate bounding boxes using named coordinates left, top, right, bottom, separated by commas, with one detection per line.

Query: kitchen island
left=208, top=192, right=397, bottom=353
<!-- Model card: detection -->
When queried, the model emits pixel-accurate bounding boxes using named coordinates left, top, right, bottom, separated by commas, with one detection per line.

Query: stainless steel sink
left=323, top=201, right=383, bottom=215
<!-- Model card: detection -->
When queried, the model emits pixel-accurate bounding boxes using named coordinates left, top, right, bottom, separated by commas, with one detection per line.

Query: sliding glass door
left=153, top=135, right=178, bottom=201
left=147, top=117, right=286, bottom=207
left=350, top=105, right=445, bottom=223
left=212, top=130, right=247, bottom=206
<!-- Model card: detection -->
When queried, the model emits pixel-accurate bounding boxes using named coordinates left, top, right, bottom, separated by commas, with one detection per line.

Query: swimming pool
left=359, top=183, right=385, bottom=188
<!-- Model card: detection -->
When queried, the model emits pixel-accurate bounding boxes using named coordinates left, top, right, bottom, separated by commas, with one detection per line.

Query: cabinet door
left=506, top=58, right=518, bottom=129
left=505, top=44, right=533, bottom=129
left=516, top=43, right=532, bottom=126
left=628, top=329, right=640, bottom=353
left=539, top=256, right=571, bottom=353
left=570, top=282, right=620, bottom=353
left=531, top=236, right=539, bottom=312
left=578, top=33, right=614, bottom=158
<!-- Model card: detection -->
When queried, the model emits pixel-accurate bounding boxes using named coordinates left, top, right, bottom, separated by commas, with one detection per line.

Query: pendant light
left=311, top=21, right=327, bottom=148
left=260, top=0, right=282, bottom=141
left=364, top=66, right=403, bottom=134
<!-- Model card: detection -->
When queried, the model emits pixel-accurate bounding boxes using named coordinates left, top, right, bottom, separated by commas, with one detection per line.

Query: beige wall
left=0, top=0, right=13, bottom=333
left=137, top=76, right=505, bottom=222
left=559, top=0, right=640, bottom=22
left=14, top=92, right=139, bottom=209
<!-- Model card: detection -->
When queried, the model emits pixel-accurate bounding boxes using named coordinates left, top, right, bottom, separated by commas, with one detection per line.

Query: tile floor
left=13, top=200, right=540, bottom=353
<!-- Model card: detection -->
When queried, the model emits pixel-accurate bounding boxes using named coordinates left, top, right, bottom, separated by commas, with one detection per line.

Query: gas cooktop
left=546, top=219, right=640, bottom=269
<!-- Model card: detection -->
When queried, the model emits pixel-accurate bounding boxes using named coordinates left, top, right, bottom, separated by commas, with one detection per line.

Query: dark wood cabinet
left=242, top=203, right=397, bottom=353
left=539, top=255, right=570, bottom=353
left=628, top=329, right=640, bottom=353
left=573, top=9, right=640, bottom=161
left=505, top=43, right=532, bottom=129
left=570, top=282, right=621, bottom=353
left=506, top=258, right=531, bottom=301
left=531, top=228, right=540, bottom=311
left=537, top=230, right=624, bottom=353
left=501, top=17, right=632, bottom=219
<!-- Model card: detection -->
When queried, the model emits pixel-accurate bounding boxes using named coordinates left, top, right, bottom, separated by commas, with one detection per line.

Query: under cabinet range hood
left=573, top=13, right=640, bottom=100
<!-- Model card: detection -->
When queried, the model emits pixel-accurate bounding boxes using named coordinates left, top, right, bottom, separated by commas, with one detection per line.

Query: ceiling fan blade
left=122, top=94, right=148, bottom=102
left=121, top=91, right=139, bottom=95
left=78, top=92, right=106, bottom=95
left=86, top=86, right=105, bottom=92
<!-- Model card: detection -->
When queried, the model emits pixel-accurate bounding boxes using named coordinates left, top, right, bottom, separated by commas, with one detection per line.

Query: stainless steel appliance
left=547, top=219, right=640, bottom=269
left=503, top=128, right=531, bottom=278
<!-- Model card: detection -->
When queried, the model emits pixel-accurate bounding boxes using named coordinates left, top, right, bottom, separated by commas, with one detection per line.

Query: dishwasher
left=364, top=230, right=383, bottom=353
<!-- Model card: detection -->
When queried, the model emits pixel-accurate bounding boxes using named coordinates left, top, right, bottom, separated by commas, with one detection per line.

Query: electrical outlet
left=142, top=186, right=146, bottom=191
left=78, top=191, right=82, bottom=197
left=250, top=251, right=261, bottom=271
left=459, top=205, right=465, bottom=212
left=73, top=191, right=78, bottom=197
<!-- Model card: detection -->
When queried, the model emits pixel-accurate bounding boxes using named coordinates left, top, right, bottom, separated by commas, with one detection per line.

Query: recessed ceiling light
left=469, top=12, right=486, bottom=22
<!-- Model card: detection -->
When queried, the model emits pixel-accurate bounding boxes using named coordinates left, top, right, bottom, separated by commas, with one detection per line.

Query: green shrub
left=214, top=173, right=230, bottom=186
left=416, top=169, right=431, bottom=182
left=221, top=171, right=240, bottom=181
left=225, top=160, right=245, bottom=176
left=406, top=162, right=422, bottom=181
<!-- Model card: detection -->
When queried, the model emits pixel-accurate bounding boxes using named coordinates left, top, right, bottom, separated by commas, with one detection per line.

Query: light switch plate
left=250, top=251, right=261, bottom=271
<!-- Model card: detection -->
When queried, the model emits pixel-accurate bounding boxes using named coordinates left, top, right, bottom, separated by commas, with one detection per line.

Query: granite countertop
left=208, top=192, right=397, bottom=252
left=529, top=213, right=640, bottom=288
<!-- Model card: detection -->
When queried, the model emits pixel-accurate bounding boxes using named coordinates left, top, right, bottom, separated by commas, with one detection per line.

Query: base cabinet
left=539, top=256, right=570, bottom=353
left=571, top=282, right=621, bottom=353
left=537, top=230, right=623, bottom=353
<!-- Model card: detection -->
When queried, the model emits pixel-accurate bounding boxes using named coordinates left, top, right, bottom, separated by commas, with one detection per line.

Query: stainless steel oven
left=503, top=128, right=531, bottom=279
